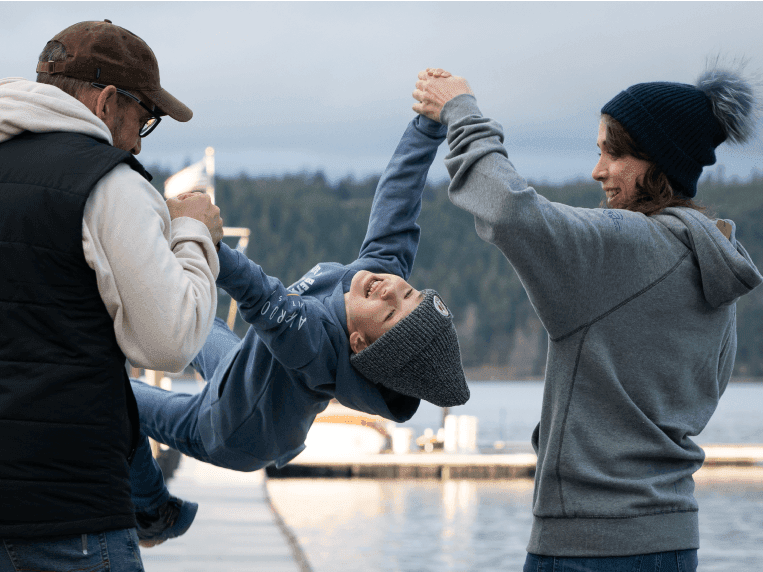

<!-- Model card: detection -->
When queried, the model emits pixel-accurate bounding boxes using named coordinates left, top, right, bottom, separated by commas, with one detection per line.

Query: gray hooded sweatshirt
left=440, top=95, right=762, bottom=557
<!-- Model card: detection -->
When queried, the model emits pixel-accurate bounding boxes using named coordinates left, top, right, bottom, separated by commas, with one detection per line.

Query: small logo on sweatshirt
left=288, top=264, right=324, bottom=294
left=433, top=296, right=449, bottom=317
left=605, top=210, right=623, bottom=232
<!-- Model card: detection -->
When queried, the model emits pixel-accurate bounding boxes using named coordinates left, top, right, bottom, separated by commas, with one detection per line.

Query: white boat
left=294, top=399, right=391, bottom=460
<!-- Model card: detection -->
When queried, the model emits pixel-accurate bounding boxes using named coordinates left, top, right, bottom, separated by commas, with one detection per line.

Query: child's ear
left=349, top=331, right=368, bottom=354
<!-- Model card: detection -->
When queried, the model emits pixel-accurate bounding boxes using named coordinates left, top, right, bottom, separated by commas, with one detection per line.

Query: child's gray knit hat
left=350, top=289, right=469, bottom=407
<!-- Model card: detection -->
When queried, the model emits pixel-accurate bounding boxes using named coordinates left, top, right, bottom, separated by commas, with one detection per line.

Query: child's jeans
left=129, top=318, right=241, bottom=511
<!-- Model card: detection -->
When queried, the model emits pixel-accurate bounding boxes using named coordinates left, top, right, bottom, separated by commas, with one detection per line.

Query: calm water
left=394, top=380, right=763, bottom=449
left=266, top=381, right=763, bottom=572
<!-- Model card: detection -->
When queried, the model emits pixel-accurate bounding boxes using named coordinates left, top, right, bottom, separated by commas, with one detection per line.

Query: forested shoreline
left=151, top=168, right=763, bottom=378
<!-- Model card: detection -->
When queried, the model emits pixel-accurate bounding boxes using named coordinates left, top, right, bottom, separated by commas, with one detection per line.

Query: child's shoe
left=136, top=495, right=198, bottom=548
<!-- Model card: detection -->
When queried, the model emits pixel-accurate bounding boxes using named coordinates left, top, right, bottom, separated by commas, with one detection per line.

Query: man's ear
left=94, top=85, right=119, bottom=123
left=349, top=331, right=368, bottom=354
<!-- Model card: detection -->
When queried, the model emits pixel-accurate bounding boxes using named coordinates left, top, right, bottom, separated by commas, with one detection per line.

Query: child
left=130, top=115, right=469, bottom=545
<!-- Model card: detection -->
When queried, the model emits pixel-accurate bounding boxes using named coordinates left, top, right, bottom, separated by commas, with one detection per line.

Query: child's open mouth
left=365, top=277, right=382, bottom=297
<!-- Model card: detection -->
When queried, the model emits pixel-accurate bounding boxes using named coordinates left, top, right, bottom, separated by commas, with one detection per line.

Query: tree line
left=151, top=168, right=763, bottom=378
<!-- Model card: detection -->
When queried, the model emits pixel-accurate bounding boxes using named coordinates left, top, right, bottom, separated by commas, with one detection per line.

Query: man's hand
left=167, top=191, right=224, bottom=245
left=412, top=68, right=474, bottom=123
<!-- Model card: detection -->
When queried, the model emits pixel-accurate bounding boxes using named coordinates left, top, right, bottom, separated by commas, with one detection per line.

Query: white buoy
left=443, top=415, right=459, bottom=453
left=391, top=427, right=413, bottom=455
left=457, top=415, right=479, bottom=454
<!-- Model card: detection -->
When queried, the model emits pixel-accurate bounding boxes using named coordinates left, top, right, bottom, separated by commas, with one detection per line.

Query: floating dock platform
left=268, top=452, right=537, bottom=479
left=700, top=444, right=763, bottom=466
left=267, top=445, right=763, bottom=479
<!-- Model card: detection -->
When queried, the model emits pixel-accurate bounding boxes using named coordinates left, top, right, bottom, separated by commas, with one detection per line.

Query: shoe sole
left=137, top=498, right=199, bottom=548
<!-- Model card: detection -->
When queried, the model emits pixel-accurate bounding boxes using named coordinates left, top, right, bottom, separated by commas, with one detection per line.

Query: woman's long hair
left=600, top=114, right=709, bottom=217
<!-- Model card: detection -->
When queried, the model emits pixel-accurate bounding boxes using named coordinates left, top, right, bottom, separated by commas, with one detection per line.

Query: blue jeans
left=129, top=318, right=241, bottom=508
left=0, top=528, right=144, bottom=571
left=129, top=433, right=171, bottom=512
left=523, top=550, right=698, bottom=572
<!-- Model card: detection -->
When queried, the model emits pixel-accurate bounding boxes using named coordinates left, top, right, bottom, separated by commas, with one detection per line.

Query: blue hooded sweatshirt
left=439, top=94, right=762, bottom=557
left=196, top=116, right=447, bottom=471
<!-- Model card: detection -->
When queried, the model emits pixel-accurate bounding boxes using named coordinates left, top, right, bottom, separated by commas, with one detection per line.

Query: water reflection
left=267, top=479, right=535, bottom=572
left=267, top=474, right=763, bottom=572
left=265, top=383, right=763, bottom=571
left=695, top=467, right=763, bottom=572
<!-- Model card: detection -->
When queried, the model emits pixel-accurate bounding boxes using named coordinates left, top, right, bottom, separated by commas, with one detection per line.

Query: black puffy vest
left=0, top=132, right=148, bottom=537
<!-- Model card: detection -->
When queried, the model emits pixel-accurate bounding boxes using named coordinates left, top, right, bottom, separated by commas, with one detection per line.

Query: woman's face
left=592, top=120, right=650, bottom=209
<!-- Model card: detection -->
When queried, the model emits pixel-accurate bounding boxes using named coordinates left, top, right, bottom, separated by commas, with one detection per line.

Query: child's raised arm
left=355, top=115, right=446, bottom=279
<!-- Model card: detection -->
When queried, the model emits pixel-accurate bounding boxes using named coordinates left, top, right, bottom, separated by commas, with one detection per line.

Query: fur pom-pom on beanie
left=601, top=59, right=759, bottom=198
left=696, top=61, right=758, bottom=145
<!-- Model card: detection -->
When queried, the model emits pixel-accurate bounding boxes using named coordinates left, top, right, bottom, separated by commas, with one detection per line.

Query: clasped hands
left=412, top=68, right=473, bottom=123
left=167, top=191, right=224, bottom=246
left=161, top=67, right=470, bottom=246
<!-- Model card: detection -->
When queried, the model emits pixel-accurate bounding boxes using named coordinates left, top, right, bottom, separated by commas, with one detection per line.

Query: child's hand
left=412, top=68, right=473, bottom=123
left=167, top=192, right=224, bottom=245
left=427, top=68, right=451, bottom=79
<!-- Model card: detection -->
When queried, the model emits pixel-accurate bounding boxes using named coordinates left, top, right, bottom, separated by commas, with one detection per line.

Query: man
left=0, top=20, right=221, bottom=570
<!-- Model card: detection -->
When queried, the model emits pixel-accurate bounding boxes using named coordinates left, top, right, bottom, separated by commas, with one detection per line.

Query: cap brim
left=139, top=88, right=193, bottom=122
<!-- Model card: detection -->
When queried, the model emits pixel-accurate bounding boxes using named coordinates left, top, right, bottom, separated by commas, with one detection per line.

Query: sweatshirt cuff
left=170, top=217, right=220, bottom=278
left=216, top=241, right=240, bottom=285
left=440, top=93, right=481, bottom=127
left=413, top=114, right=447, bottom=138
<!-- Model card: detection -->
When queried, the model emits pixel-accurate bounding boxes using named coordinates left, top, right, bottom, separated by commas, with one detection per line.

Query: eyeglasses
left=91, top=83, right=162, bottom=137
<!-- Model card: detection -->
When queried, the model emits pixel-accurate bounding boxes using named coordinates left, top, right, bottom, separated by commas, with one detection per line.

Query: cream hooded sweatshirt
left=0, top=78, right=218, bottom=372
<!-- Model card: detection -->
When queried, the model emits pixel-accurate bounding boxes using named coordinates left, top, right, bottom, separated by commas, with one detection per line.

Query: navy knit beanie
left=601, top=63, right=758, bottom=198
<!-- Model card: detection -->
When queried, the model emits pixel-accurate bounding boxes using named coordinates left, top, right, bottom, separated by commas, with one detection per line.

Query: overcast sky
left=3, top=1, right=763, bottom=184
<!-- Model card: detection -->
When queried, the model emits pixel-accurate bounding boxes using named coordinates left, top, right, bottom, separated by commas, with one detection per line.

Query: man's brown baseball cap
left=36, top=20, right=192, bottom=122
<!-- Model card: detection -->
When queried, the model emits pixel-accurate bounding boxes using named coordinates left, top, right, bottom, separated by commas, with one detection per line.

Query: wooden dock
left=136, top=445, right=763, bottom=568
left=140, top=457, right=310, bottom=572
left=267, top=445, right=763, bottom=480
left=701, top=444, right=763, bottom=466
left=268, top=452, right=537, bottom=479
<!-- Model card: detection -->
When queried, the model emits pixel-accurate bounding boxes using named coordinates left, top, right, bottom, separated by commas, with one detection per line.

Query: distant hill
left=150, top=168, right=763, bottom=378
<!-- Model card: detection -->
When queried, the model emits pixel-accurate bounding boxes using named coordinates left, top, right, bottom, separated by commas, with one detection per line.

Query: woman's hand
left=412, top=68, right=473, bottom=123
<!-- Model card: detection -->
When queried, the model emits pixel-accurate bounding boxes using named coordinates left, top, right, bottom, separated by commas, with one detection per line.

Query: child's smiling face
left=344, top=271, right=424, bottom=353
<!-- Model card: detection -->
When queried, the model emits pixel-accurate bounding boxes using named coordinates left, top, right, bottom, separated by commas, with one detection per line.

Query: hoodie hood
left=0, top=77, right=112, bottom=145
left=654, top=207, right=762, bottom=307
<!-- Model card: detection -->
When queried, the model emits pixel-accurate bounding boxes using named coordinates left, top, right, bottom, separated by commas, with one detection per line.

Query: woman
left=413, top=65, right=760, bottom=571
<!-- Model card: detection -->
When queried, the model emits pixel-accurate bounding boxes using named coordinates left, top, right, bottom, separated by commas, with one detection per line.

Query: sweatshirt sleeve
left=82, top=163, right=219, bottom=372
left=216, top=242, right=330, bottom=371
left=356, top=115, right=446, bottom=279
left=440, top=95, right=659, bottom=337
